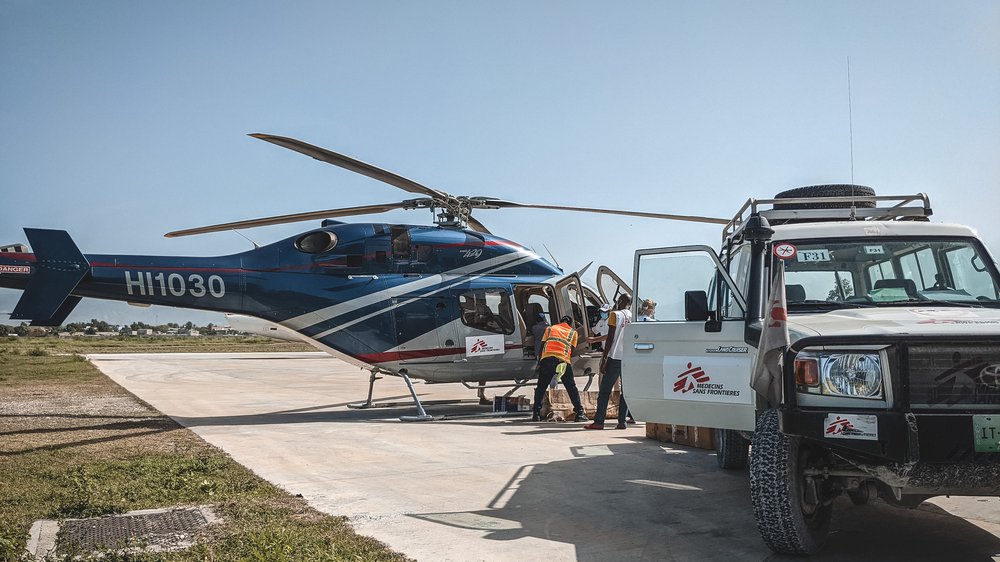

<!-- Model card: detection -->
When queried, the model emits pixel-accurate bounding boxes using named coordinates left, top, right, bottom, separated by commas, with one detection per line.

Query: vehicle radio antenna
left=847, top=56, right=855, bottom=188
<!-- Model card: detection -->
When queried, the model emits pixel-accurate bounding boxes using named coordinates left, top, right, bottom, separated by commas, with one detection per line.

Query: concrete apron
left=90, top=353, right=1000, bottom=562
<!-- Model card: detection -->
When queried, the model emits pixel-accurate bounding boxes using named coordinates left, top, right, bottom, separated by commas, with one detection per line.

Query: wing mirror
left=685, top=290, right=721, bottom=332
left=685, top=291, right=709, bottom=321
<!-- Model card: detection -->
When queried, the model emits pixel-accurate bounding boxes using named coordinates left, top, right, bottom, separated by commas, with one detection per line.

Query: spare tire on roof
left=773, top=184, right=876, bottom=210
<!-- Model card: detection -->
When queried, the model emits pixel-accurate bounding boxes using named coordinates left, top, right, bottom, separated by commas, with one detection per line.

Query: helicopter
left=0, top=133, right=727, bottom=420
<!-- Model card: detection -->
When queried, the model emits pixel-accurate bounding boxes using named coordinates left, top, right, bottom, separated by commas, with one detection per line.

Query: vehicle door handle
left=634, top=343, right=654, bottom=351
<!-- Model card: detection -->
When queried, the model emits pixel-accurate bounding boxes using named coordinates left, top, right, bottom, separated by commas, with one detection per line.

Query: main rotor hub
left=428, top=196, right=475, bottom=228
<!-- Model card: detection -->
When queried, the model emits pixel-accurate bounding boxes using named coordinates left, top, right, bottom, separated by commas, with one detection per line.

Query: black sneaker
left=574, top=412, right=589, bottom=422
left=531, top=412, right=541, bottom=422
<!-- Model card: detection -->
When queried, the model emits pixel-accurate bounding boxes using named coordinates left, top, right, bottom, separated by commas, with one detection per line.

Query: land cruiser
left=621, top=185, right=1000, bottom=554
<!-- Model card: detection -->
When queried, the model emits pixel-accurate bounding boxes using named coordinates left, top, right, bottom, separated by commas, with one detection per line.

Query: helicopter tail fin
left=9, top=229, right=90, bottom=326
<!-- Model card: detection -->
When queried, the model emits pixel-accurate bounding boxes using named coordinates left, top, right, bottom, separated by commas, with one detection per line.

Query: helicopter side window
left=414, top=244, right=432, bottom=262
left=296, top=231, right=338, bottom=254
left=458, top=289, right=515, bottom=335
left=391, top=227, right=411, bottom=260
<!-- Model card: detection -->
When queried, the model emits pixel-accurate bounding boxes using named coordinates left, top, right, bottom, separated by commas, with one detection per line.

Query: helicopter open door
left=554, top=274, right=604, bottom=384
left=596, top=265, right=632, bottom=305
left=554, top=274, right=590, bottom=341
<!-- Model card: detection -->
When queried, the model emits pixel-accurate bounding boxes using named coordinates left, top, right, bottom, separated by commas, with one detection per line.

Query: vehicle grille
left=908, top=343, right=1000, bottom=409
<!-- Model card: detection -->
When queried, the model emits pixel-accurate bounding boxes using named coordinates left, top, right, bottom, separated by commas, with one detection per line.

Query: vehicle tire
left=714, top=428, right=750, bottom=470
left=749, top=410, right=833, bottom=555
left=773, top=184, right=876, bottom=209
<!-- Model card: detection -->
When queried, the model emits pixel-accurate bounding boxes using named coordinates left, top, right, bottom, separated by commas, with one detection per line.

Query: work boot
left=574, top=411, right=589, bottom=422
left=531, top=411, right=541, bottom=422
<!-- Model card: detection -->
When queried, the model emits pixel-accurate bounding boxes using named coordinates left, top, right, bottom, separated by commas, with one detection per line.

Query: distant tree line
left=0, top=319, right=221, bottom=337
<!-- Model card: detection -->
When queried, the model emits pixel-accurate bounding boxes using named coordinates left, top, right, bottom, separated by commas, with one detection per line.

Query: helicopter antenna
left=542, top=243, right=562, bottom=270
left=232, top=229, right=260, bottom=249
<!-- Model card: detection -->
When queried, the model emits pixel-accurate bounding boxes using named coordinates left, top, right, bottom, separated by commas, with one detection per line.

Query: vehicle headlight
left=821, top=353, right=883, bottom=398
left=795, top=351, right=884, bottom=399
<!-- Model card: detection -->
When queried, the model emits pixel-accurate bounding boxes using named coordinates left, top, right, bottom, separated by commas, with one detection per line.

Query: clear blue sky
left=2, top=1, right=998, bottom=326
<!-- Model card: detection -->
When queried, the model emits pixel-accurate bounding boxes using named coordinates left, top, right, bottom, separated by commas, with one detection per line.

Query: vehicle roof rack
left=722, top=193, right=932, bottom=241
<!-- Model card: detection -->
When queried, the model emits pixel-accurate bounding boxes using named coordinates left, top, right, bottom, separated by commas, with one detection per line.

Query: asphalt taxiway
left=90, top=352, right=1000, bottom=561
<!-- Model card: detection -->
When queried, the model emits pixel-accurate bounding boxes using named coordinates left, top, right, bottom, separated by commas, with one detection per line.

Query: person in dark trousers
left=531, top=315, right=589, bottom=422
left=526, top=303, right=558, bottom=388
left=584, top=294, right=632, bottom=429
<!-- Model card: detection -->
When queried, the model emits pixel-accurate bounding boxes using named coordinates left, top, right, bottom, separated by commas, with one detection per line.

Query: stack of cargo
left=540, top=389, right=619, bottom=420
left=645, top=422, right=715, bottom=450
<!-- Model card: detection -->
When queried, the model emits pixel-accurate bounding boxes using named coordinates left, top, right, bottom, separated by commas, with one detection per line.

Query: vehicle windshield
left=780, top=237, right=1000, bottom=307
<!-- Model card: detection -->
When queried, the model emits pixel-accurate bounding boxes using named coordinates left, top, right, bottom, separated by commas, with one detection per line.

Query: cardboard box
left=493, top=395, right=531, bottom=412
left=671, top=425, right=716, bottom=450
left=541, top=389, right=620, bottom=419
left=645, top=423, right=715, bottom=450
left=646, top=422, right=670, bottom=442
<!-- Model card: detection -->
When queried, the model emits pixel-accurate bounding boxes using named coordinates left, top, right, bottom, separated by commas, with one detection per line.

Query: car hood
left=787, top=306, right=1000, bottom=342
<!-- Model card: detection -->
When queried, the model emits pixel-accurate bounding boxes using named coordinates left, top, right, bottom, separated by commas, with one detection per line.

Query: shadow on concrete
left=170, top=397, right=494, bottom=427
left=406, top=441, right=1000, bottom=562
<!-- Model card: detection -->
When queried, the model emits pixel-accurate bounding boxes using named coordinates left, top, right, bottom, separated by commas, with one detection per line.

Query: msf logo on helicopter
left=460, top=248, right=483, bottom=259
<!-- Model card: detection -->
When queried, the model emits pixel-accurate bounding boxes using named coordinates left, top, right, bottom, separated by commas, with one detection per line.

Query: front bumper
left=779, top=335, right=1000, bottom=468
left=780, top=410, right=1000, bottom=495
left=780, top=410, right=996, bottom=463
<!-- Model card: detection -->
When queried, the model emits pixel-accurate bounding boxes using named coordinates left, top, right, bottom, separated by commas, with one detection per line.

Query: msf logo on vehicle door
left=674, top=362, right=710, bottom=393
left=663, top=357, right=749, bottom=404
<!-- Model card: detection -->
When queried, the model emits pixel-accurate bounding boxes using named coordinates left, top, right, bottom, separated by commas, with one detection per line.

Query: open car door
left=622, top=245, right=756, bottom=431
left=596, top=265, right=632, bottom=305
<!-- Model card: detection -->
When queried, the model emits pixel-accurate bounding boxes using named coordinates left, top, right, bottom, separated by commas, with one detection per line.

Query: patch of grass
left=0, top=347, right=408, bottom=562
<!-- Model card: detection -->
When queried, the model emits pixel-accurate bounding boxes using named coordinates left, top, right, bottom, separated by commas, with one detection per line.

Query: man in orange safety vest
left=531, top=315, right=589, bottom=422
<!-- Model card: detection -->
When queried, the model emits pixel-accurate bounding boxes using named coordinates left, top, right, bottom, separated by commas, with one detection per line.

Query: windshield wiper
left=790, top=300, right=876, bottom=309
left=912, top=297, right=988, bottom=308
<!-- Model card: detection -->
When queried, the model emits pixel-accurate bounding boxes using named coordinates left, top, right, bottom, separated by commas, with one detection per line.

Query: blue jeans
left=594, top=358, right=628, bottom=425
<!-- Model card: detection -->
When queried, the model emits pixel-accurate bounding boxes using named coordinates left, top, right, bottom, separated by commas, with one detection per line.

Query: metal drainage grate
left=29, top=506, right=217, bottom=557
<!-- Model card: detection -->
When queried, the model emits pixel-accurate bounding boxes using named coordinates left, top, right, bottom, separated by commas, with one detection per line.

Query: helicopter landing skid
left=347, top=369, right=457, bottom=421
left=347, top=370, right=383, bottom=410
left=397, top=372, right=433, bottom=422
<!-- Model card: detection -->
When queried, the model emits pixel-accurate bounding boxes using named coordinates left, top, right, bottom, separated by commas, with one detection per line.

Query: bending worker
left=531, top=315, right=589, bottom=422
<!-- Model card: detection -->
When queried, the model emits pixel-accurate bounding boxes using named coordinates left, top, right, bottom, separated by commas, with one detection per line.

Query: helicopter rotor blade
left=483, top=200, right=730, bottom=225
left=250, top=134, right=450, bottom=200
left=165, top=202, right=414, bottom=238
left=465, top=215, right=492, bottom=234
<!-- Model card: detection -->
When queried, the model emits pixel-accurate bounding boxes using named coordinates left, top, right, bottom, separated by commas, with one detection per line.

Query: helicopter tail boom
left=2, top=229, right=90, bottom=326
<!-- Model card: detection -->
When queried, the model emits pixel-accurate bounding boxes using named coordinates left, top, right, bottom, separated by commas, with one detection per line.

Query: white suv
left=621, top=185, right=1000, bottom=555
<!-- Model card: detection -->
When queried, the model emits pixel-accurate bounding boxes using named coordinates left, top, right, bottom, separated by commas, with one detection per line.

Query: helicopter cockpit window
left=458, top=289, right=515, bottom=335
left=296, top=231, right=338, bottom=254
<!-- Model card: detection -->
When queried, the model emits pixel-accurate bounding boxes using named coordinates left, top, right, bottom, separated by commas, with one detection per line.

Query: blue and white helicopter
left=0, top=134, right=726, bottom=419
